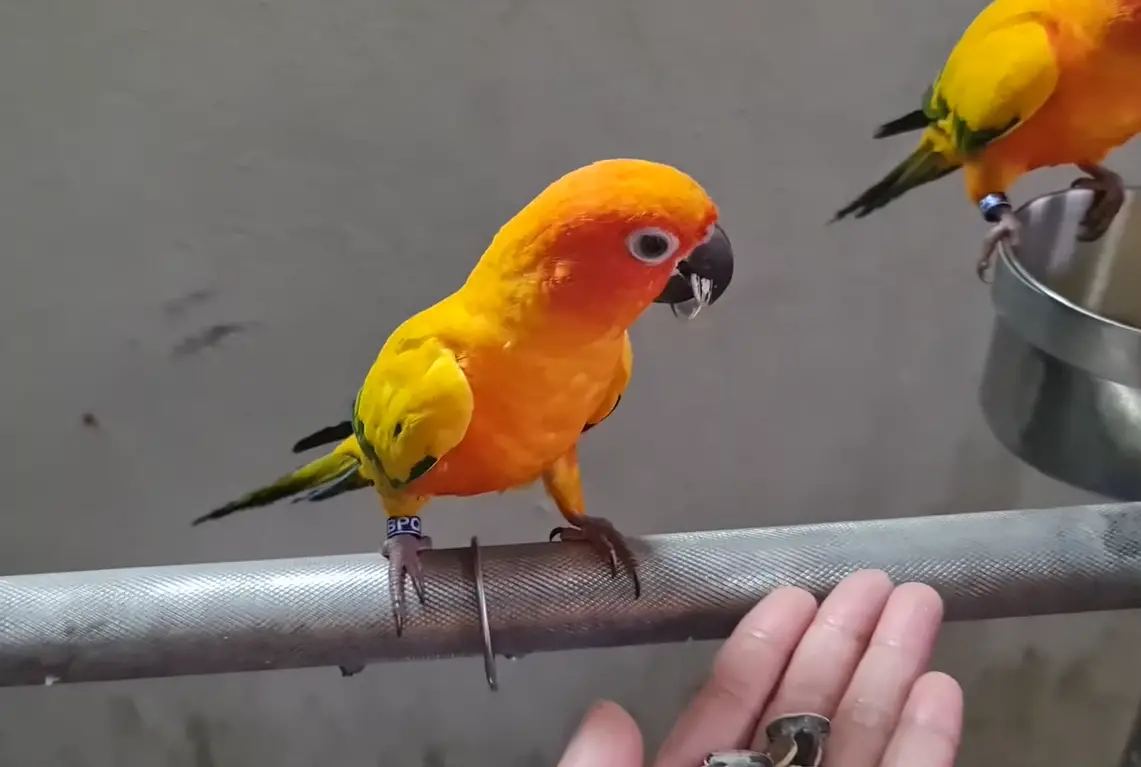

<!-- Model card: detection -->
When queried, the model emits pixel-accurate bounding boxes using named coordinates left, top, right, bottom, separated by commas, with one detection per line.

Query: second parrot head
left=472, top=158, right=734, bottom=332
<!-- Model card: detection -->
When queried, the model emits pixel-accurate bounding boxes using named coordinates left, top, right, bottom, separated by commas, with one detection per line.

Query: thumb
left=557, top=700, right=644, bottom=767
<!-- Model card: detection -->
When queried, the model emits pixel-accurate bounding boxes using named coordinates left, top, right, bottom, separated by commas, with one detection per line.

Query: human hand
left=557, top=569, right=961, bottom=767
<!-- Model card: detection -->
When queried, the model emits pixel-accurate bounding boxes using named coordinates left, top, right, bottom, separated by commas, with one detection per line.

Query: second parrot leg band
left=979, top=193, right=1012, bottom=223
left=976, top=192, right=1021, bottom=283
left=386, top=515, right=423, bottom=539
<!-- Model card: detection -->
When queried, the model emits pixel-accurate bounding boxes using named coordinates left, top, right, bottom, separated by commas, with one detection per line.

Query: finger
left=557, top=700, right=644, bottom=767
left=750, top=570, right=893, bottom=749
left=654, top=587, right=818, bottom=767
left=826, top=583, right=945, bottom=767
left=880, top=672, right=963, bottom=767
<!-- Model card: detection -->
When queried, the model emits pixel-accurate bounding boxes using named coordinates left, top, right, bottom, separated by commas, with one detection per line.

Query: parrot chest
left=413, top=338, right=626, bottom=496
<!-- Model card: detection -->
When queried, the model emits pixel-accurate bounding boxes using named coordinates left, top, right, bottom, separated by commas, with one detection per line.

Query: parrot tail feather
left=291, top=465, right=372, bottom=504
left=873, top=109, right=929, bottom=139
left=830, top=143, right=961, bottom=222
left=192, top=451, right=363, bottom=525
left=292, top=420, right=354, bottom=453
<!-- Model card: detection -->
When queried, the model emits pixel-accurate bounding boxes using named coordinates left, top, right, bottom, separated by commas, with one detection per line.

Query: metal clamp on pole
left=470, top=536, right=497, bottom=691
left=4, top=502, right=1141, bottom=691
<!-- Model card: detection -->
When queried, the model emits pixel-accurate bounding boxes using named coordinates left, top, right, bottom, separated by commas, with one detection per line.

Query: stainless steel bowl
left=980, top=186, right=1141, bottom=500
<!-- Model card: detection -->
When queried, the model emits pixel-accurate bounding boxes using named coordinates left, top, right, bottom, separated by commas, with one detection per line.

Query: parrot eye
left=626, top=227, right=680, bottom=265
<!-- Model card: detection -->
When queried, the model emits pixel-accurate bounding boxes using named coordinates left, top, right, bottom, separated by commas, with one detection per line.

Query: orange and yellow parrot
left=832, top=0, right=1141, bottom=279
left=192, top=158, right=734, bottom=633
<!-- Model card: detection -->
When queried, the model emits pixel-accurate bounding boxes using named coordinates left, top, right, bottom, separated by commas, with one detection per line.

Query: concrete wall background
left=2, top=0, right=1140, bottom=764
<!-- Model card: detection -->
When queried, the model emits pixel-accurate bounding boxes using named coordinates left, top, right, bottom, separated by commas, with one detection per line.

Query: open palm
left=558, top=570, right=962, bottom=767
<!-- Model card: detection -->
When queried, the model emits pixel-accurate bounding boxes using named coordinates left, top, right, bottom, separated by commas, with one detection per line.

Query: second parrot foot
left=1072, top=165, right=1125, bottom=242
left=381, top=533, right=433, bottom=636
left=978, top=211, right=1022, bottom=282
left=549, top=515, right=641, bottom=598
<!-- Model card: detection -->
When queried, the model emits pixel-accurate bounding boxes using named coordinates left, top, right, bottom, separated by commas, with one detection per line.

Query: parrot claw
left=979, top=211, right=1022, bottom=283
left=1072, top=164, right=1124, bottom=243
left=549, top=515, right=640, bottom=598
left=381, top=533, right=433, bottom=636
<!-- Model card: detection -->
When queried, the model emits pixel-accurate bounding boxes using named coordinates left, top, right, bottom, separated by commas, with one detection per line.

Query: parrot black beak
left=653, top=222, right=735, bottom=320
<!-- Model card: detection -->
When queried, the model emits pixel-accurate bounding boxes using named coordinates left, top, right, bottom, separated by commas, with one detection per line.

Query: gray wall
left=2, top=0, right=1140, bottom=764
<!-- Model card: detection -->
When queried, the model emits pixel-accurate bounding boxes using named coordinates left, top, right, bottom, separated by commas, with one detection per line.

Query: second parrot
left=832, top=0, right=1141, bottom=279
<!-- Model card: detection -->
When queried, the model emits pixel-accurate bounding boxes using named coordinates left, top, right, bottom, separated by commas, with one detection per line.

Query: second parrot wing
left=924, top=12, right=1060, bottom=158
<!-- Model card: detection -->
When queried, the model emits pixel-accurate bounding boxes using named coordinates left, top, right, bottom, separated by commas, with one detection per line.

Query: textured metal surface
left=4, top=503, right=1141, bottom=689
left=992, top=187, right=1141, bottom=387
left=982, top=187, right=1141, bottom=500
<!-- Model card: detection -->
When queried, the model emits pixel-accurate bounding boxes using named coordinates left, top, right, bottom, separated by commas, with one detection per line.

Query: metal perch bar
left=4, top=502, right=1141, bottom=691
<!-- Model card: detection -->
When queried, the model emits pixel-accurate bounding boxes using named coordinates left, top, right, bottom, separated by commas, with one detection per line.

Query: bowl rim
left=992, top=185, right=1141, bottom=387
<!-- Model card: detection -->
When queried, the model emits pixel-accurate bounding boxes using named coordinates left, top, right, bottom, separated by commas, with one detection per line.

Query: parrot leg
left=381, top=500, right=432, bottom=636
left=977, top=193, right=1022, bottom=282
left=541, top=448, right=641, bottom=598
left=1072, top=163, right=1124, bottom=243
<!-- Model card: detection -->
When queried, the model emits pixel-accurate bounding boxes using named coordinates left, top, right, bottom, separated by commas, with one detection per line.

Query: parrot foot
left=549, top=515, right=641, bottom=598
left=979, top=211, right=1022, bottom=283
left=1072, top=164, right=1124, bottom=243
left=381, top=523, right=433, bottom=637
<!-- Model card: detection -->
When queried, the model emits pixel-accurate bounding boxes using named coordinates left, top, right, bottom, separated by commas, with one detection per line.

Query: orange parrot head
left=468, top=158, right=735, bottom=335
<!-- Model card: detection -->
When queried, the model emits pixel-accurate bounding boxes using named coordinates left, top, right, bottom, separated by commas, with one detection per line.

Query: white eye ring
left=626, top=227, right=680, bottom=264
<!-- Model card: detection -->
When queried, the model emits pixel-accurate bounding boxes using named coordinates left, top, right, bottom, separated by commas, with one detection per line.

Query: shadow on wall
left=93, top=687, right=558, bottom=767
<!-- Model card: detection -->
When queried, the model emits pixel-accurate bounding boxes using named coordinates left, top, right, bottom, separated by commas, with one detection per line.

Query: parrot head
left=469, top=158, right=734, bottom=335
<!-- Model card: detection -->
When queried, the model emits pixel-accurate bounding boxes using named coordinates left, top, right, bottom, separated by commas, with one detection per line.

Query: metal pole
left=3, top=502, right=1141, bottom=691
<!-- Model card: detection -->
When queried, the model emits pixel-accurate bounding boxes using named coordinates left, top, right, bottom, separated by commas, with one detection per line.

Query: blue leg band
left=979, top=193, right=1012, bottom=223
left=386, top=515, right=423, bottom=539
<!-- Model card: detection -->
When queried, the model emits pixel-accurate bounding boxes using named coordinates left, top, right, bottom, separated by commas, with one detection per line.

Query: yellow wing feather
left=927, top=9, right=1060, bottom=158
left=352, top=334, right=474, bottom=492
